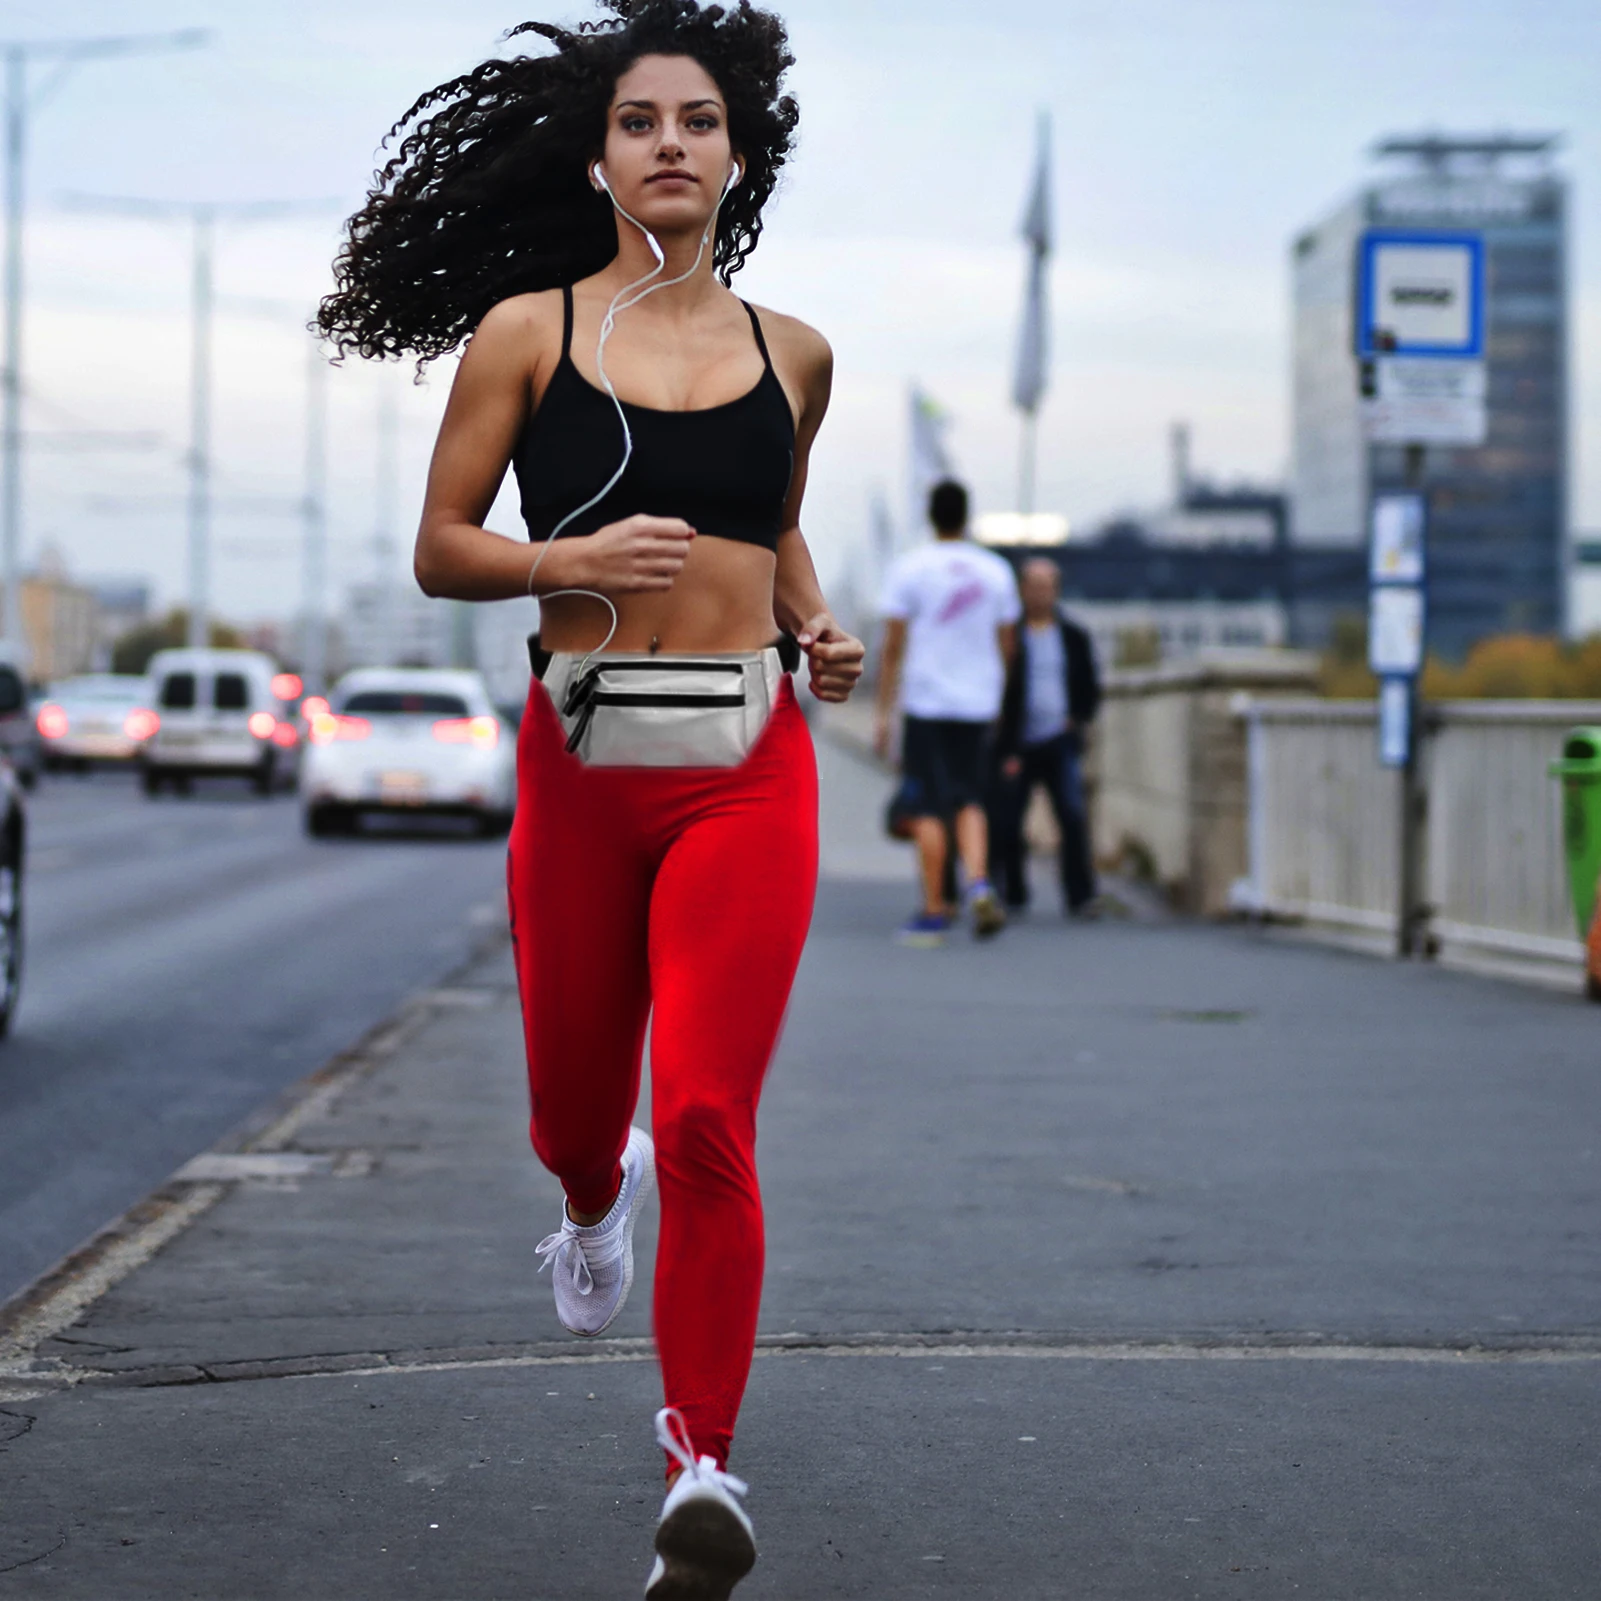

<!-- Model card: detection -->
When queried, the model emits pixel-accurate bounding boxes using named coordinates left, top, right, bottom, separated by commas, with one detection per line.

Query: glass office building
left=1289, top=135, right=1568, bottom=655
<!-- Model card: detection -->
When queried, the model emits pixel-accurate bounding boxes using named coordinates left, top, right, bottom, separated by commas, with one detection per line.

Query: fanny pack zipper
left=590, top=692, right=746, bottom=706
left=563, top=660, right=749, bottom=755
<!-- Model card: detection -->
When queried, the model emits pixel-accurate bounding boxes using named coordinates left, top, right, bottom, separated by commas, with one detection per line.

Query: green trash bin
left=1550, top=728, right=1601, bottom=995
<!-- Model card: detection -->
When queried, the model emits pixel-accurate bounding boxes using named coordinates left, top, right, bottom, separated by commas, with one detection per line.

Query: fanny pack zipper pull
left=563, top=666, right=601, bottom=755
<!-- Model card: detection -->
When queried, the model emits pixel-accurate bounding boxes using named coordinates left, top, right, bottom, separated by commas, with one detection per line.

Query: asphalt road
left=0, top=767, right=509, bottom=1305
left=6, top=815, right=1601, bottom=1594
left=4, top=735, right=1601, bottom=1595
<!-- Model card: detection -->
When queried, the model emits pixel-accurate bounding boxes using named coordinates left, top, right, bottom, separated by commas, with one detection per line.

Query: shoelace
left=535, top=1204, right=628, bottom=1297
left=655, top=1406, right=749, bottom=1500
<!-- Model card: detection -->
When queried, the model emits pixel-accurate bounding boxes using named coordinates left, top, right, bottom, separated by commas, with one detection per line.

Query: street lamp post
left=186, top=207, right=213, bottom=648
left=301, top=336, right=328, bottom=692
left=65, top=195, right=328, bottom=653
left=0, top=29, right=208, bottom=662
left=373, top=376, right=399, bottom=667
left=3, top=48, right=26, bottom=655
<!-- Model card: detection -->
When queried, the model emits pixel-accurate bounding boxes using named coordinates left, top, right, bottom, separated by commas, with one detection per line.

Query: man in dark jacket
left=991, top=557, right=1102, bottom=914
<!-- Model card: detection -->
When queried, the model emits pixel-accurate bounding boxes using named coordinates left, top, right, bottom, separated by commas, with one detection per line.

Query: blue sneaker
left=897, top=911, right=951, bottom=947
left=966, top=878, right=1006, bottom=939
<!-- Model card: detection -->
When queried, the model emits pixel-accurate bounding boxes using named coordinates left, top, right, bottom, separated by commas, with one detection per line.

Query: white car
left=143, top=648, right=302, bottom=796
left=300, top=668, right=516, bottom=837
left=36, top=674, right=158, bottom=769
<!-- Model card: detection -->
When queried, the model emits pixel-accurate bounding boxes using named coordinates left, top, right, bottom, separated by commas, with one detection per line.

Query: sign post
left=1357, top=227, right=1485, bottom=958
left=1368, top=480, right=1428, bottom=956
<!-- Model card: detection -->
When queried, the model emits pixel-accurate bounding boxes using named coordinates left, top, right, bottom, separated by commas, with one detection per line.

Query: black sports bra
left=512, top=284, right=796, bottom=553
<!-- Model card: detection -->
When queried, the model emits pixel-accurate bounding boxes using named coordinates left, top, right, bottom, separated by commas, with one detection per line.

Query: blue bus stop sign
left=1357, top=230, right=1485, bottom=360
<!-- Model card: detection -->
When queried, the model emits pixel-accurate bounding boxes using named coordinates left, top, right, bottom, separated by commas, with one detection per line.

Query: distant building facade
left=0, top=549, right=115, bottom=681
left=1573, top=535, right=1601, bottom=638
left=19, top=574, right=96, bottom=682
left=1291, top=133, right=1569, bottom=654
left=1003, top=482, right=1293, bottom=667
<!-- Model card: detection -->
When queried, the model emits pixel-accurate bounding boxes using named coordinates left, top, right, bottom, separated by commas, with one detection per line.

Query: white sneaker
left=644, top=1407, right=757, bottom=1600
left=535, top=1126, right=654, bottom=1338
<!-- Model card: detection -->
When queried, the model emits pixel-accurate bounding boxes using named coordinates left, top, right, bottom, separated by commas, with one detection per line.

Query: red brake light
left=123, top=707, right=160, bottom=741
left=248, top=711, right=277, bottom=740
left=271, top=721, right=299, bottom=749
left=432, top=715, right=500, bottom=750
left=270, top=672, right=303, bottom=702
left=36, top=704, right=69, bottom=740
left=301, top=696, right=330, bottom=721
left=310, top=713, right=370, bottom=746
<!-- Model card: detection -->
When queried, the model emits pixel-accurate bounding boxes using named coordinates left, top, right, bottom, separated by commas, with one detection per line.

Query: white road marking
left=416, top=987, right=500, bottom=1008
left=0, top=1184, right=225, bottom=1376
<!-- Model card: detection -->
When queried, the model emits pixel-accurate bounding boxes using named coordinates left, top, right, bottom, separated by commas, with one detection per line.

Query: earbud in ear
left=591, top=163, right=610, bottom=194
left=722, top=162, right=743, bottom=197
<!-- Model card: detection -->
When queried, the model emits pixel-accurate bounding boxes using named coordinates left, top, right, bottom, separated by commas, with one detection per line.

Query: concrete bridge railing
left=1088, top=652, right=1322, bottom=915
left=1236, top=698, right=1597, bottom=965
left=1091, top=655, right=1593, bottom=967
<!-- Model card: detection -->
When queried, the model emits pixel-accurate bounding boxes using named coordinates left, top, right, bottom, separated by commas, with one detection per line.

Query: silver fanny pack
left=541, top=648, right=785, bottom=768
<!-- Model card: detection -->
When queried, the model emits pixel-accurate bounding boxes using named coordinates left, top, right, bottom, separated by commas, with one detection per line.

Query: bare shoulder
left=747, top=304, right=831, bottom=433
left=466, top=290, right=564, bottom=370
left=747, top=303, right=832, bottom=384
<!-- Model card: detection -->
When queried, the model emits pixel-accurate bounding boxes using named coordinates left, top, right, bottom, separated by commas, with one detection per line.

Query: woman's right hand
left=559, top=515, right=696, bottom=593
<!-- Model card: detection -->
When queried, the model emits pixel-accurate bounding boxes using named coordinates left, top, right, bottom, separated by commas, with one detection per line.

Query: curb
left=0, top=930, right=512, bottom=1391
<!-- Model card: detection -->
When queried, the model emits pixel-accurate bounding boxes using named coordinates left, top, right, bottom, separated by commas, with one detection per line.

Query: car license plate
left=379, top=770, right=428, bottom=804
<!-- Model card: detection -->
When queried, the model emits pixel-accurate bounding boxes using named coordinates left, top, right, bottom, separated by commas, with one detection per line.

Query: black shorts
left=899, top=715, right=993, bottom=819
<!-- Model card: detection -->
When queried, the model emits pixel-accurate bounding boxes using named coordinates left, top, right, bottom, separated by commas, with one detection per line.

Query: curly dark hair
left=316, top=0, right=797, bottom=366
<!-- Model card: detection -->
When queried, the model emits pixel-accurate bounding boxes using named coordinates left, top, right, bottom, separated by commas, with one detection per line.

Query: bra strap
left=560, top=284, right=574, bottom=362
left=741, top=300, right=775, bottom=375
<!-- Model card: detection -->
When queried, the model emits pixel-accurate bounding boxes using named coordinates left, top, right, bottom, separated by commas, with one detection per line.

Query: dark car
left=0, top=752, right=25, bottom=1036
left=0, top=656, right=40, bottom=789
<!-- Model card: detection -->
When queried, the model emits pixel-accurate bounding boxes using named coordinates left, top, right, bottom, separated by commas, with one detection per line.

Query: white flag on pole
left=1011, top=111, right=1053, bottom=417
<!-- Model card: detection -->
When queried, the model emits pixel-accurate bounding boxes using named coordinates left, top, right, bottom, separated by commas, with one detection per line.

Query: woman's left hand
left=795, top=613, right=865, bottom=703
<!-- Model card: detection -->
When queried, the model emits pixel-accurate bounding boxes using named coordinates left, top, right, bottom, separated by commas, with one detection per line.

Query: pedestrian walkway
left=2, top=736, right=1599, bottom=1598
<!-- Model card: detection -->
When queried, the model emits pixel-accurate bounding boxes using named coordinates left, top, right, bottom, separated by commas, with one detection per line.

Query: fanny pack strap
left=527, top=633, right=554, bottom=681
left=528, top=631, right=799, bottom=682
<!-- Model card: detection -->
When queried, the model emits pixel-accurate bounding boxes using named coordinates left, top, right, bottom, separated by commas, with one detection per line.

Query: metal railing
left=1238, top=699, right=1596, bottom=963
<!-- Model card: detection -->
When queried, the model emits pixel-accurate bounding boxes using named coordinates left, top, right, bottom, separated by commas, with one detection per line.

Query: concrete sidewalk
left=3, top=739, right=1600, bottom=1598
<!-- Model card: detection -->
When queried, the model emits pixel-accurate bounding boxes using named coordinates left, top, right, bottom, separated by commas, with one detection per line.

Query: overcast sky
left=9, top=0, right=1600, bottom=623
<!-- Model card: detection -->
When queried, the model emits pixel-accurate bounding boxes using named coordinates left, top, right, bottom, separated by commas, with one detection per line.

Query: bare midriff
left=538, top=535, right=779, bottom=654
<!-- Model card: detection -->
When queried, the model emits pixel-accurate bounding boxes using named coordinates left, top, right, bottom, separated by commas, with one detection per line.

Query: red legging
left=506, top=674, right=818, bottom=1470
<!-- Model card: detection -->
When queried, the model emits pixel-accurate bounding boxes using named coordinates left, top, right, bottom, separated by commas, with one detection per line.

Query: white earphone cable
left=526, top=165, right=738, bottom=674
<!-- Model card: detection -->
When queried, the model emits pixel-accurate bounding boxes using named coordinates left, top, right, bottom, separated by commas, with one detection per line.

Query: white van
left=143, top=649, right=298, bottom=796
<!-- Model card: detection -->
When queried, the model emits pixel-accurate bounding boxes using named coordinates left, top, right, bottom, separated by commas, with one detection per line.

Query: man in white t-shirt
left=874, top=479, right=1021, bottom=945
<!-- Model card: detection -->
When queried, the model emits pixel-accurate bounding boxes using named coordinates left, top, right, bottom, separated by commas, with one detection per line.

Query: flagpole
left=1011, top=110, right=1052, bottom=518
left=1018, top=410, right=1037, bottom=515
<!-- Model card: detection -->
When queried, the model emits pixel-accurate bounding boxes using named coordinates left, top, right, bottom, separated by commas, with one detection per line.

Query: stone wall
left=1087, top=652, right=1321, bottom=914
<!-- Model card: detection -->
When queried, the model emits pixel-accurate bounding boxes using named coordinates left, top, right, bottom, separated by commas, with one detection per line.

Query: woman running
left=318, top=3, right=862, bottom=1594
